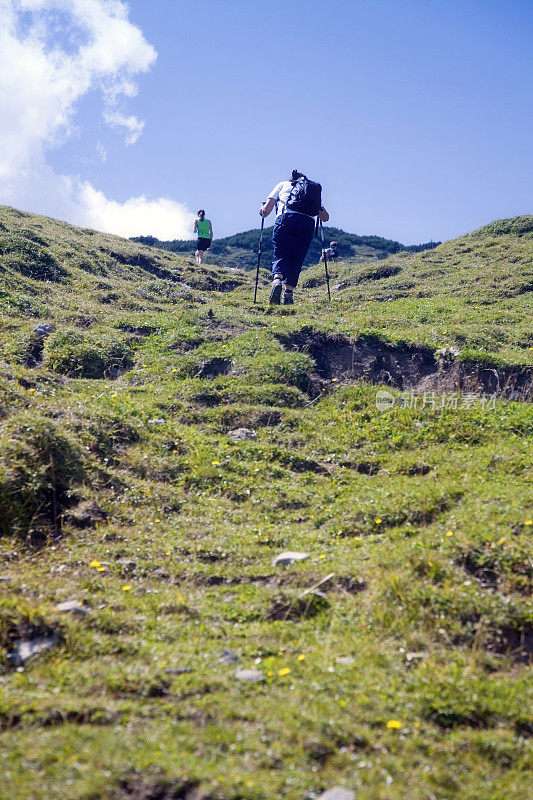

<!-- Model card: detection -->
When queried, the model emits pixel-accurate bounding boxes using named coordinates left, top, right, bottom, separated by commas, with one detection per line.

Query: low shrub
left=0, top=235, right=67, bottom=281
left=0, top=415, right=85, bottom=541
left=43, top=330, right=134, bottom=378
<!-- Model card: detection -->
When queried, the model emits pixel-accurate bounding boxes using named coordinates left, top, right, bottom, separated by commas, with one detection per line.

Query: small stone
left=227, top=428, right=257, bottom=441
left=148, top=418, right=166, bottom=426
left=317, top=788, right=356, bottom=800
left=335, top=656, right=355, bottom=666
left=235, top=668, right=265, bottom=682
left=406, top=652, right=425, bottom=664
left=273, top=551, right=310, bottom=567
left=165, top=666, right=193, bottom=675
left=64, top=500, right=107, bottom=529
left=56, top=600, right=89, bottom=615
left=9, top=634, right=58, bottom=666
left=152, top=567, right=169, bottom=579
left=33, top=322, right=54, bottom=337
left=0, top=576, right=11, bottom=583
left=214, top=649, right=240, bottom=665
left=50, top=564, right=68, bottom=574
left=117, top=558, right=137, bottom=573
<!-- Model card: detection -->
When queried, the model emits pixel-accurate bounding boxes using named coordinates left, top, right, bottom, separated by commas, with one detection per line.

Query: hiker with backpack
left=194, top=210, right=213, bottom=265
left=321, top=241, right=339, bottom=263
left=260, top=170, right=329, bottom=305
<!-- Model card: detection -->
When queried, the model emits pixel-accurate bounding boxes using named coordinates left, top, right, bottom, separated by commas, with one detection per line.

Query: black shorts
left=197, top=237, right=211, bottom=251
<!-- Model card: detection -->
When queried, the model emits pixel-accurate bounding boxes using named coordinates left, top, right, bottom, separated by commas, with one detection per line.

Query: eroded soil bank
left=277, top=327, right=533, bottom=400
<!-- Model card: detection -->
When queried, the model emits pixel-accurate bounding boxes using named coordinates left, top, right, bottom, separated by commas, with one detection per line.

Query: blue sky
left=2, top=0, right=532, bottom=243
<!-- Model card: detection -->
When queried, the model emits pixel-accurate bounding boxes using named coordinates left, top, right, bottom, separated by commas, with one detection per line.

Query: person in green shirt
left=193, top=209, right=213, bottom=265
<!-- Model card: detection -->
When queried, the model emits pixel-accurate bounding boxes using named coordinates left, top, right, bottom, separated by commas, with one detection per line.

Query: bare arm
left=319, top=207, right=329, bottom=222
left=209, top=220, right=213, bottom=239
left=194, top=219, right=198, bottom=233
left=260, top=198, right=276, bottom=217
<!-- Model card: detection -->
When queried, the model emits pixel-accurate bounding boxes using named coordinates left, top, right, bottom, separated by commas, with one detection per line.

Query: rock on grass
left=317, top=788, right=356, bottom=800
left=235, top=669, right=265, bottom=682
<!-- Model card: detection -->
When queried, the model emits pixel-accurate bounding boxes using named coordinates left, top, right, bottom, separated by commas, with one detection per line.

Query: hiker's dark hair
left=290, top=169, right=303, bottom=182
left=197, top=209, right=205, bottom=219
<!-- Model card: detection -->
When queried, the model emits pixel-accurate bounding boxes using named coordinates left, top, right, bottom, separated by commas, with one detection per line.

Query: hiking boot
left=282, top=291, right=294, bottom=305
left=269, top=279, right=282, bottom=305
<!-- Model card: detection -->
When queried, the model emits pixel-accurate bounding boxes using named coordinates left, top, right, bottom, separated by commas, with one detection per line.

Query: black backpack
left=285, top=175, right=322, bottom=216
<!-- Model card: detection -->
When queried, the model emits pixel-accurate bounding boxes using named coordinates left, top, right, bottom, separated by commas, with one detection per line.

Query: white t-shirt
left=268, top=181, right=294, bottom=218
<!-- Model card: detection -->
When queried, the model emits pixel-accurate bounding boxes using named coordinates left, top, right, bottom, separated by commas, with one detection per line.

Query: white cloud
left=0, top=1, right=195, bottom=239
left=96, top=141, right=107, bottom=162
left=77, top=183, right=195, bottom=239
left=103, top=110, right=145, bottom=145
left=0, top=0, right=156, bottom=177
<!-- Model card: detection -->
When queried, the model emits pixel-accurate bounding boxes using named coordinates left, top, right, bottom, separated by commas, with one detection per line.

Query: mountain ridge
left=132, top=225, right=441, bottom=271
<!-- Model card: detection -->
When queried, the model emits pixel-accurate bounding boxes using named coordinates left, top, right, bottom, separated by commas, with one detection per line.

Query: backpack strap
left=282, top=179, right=297, bottom=217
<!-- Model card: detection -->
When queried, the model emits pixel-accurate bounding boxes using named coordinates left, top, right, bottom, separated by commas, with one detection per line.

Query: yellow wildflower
left=278, top=667, right=291, bottom=676
left=386, top=720, right=402, bottom=729
left=90, top=560, right=101, bottom=567
left=122, top=585, right=132, bottom=591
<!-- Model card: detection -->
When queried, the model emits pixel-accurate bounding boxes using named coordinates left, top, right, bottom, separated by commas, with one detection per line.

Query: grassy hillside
left=0, top=205, right=532, bottom=800
left=133, top=227, right=440, bottom=272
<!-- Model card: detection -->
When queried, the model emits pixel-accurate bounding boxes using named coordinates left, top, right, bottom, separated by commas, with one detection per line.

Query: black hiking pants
left=272, top=211, right=315, bottom=287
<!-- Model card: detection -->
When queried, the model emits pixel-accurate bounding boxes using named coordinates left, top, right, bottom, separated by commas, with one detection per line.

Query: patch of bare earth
left=113, top=778, right=205, bottom=800
left=485, top=624, right=532, bottom=664
left=277, top=327, right=533, bottom=399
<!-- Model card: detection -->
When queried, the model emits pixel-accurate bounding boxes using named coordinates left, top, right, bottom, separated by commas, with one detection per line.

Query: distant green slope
left=303, top=215, right=533, bottom=301
left=133, top=226, right=440, bottom=271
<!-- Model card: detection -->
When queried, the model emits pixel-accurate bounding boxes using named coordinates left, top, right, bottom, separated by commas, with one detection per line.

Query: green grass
left=0, top=205, right=531, bottom=799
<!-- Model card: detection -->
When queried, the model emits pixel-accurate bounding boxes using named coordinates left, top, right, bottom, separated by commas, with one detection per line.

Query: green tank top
left=197, top=219, right=210, bottom=239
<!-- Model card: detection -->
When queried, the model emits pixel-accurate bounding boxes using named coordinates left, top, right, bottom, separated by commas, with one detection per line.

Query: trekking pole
left=319, top=219, right=331, bottom=301
left=253, top=211, right=266, bottom=304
